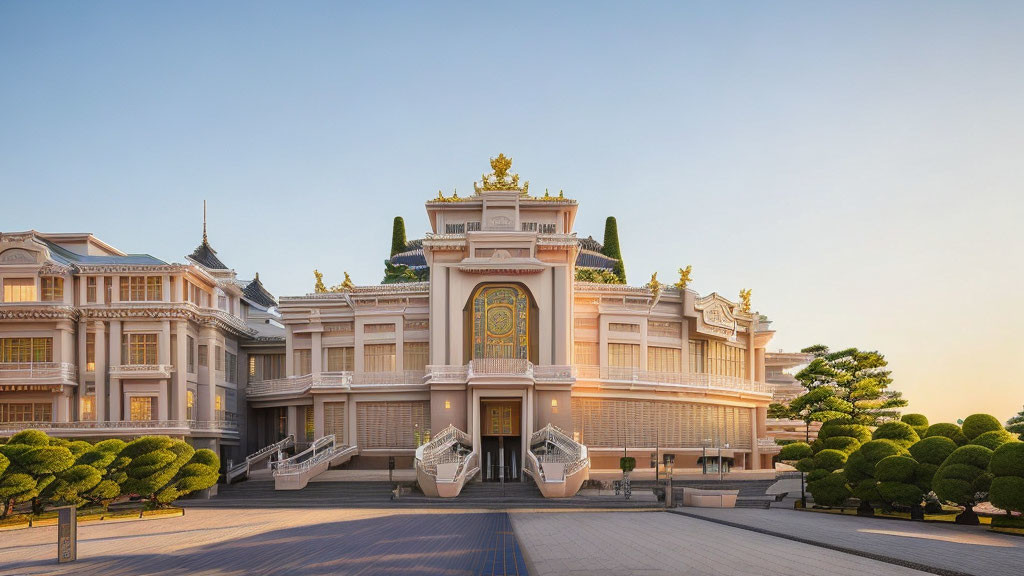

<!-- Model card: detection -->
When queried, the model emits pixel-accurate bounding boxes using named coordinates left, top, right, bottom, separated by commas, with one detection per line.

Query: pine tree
left=1006, top=406, right=1024, bottom=439
left=788, top=345, right=907, bottom=426
left=390, top=216, right=407, bottom=257
left=601, top=216, right=626, bottom=283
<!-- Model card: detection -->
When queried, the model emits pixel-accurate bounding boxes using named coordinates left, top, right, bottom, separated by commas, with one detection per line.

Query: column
left=749, top=406, right=760, bottom=470
left=285, top=325, right=295, bottom=376
left=755, top=348, right=766, bottom=383
left=201, top=327, right=217, bottom=421
left=173, top=321, right=188, bottom=421
left=76, top=321, right=87, bottom=420
left=158, top=320, right=171, bottom=421
left=93, top=321, right=106, bottom=422
left=109, top=320, right=121, bottom=421
left=97, top=276, right=105, bottom=305
left=110, top=276, right=120, bottom=304
left=311, top=331, right=323, bottom=377
left=286, top=405, right=299, bottom=440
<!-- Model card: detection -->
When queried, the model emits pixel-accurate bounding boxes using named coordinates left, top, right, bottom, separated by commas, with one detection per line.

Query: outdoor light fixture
left=663, top=453, right=675, bottom=479
left=444, top=400, right=451, bottom=410
left=551, top=398, right=558, bottom=413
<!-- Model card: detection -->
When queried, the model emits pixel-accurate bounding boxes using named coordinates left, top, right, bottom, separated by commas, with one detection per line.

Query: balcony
left=425, top=361, right=575, bottom=386
left=246, top=375, right=316, bottom=398
left=109, top=364, right=174, bottom=379
left=0, top=418, right=237, bottom=438
left=757, top=437, right=783, bottom=454
left=574, top=365, right=774, bottom=397
left=350, top=370, right=426, bottom=387
left=0, top=362, right=78, bottom=387
left=246, top=370, right=427, bottom=399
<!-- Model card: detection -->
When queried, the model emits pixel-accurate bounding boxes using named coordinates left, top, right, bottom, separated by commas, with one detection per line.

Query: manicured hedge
left=924, top=423, right=969, bottom=446
left=989, top=442, right=1024, bottom=515
left=872, top=421, right=920, bottom=447
left=932, top=445, right=994, bottom=512
left=908, top=435, right=958, bottom=492
left=779, top=442, right=813, bottom=461
left=808, top=471, right=851, bottom=507
left=970, top=429, right=1017, bottom=451
left=961, top=414, right=1003, bottom=441
left=901, top=414, right=929, bottom=437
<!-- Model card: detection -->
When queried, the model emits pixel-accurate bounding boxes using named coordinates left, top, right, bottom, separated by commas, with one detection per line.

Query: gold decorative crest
left=474, top=153, right=529, bottom=194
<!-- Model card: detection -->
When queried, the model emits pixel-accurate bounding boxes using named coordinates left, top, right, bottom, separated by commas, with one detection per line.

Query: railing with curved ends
left=246, top=374, right=315, bottom=397
left=415, top=424, right=472, bottom=476
left=574, top=365, right=773, bottom=396
left=227, top=434, right=295, bottom=483
left=528, top=423, right=591, bottom=482
left=274, top=434, right=337, bottom=476
left=414, top=424, right=478, bottom=497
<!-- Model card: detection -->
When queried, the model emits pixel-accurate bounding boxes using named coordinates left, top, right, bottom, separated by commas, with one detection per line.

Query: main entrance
left=480, top=400, right=522, bottom=482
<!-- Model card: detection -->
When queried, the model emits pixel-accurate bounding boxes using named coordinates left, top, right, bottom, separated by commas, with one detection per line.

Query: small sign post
left=57, top=506, right=77, bottom=563
left=388, top=455, right=395, bottom=483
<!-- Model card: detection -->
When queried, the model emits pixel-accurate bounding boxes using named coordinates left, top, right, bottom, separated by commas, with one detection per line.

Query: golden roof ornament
left=675, top=265, right=693, bottom=290
left=313, top=269, right=356, bottom=293
left=475, top=153, right=529, bottom=195
left=739, top=288, right=752, bottom=312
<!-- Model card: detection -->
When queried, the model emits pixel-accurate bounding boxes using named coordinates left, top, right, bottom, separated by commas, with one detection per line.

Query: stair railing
left=226, top=434, right=295, bottom=483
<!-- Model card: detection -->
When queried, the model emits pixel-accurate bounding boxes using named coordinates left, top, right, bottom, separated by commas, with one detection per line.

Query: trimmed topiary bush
left=602, top=217, right=626, bottom=283
left=901, top=414, right=929, bottom=437
left=779, top=442, right=813, bottom=462
left=933, top=444, right=994, bottom=524
left=989, top=442, right=1024, bottom=516
left=808, top=472, right=851, bottom=507
left=872, top=421, right=920, bottom=447
left=390, top=216, right=407, bottom=257
left=156, top=449, right=220, bottom=503
left=813, top=449, right=848, bottom=472
left=120, top=437, right=195, bottom=507
left=970, top=429, right=1017, bottom=451
left=961, top=414, right=1003, bottom=441
left=846, top=439, right=909, bottom=515
left=0, top=430, right=75, bottom=515
left=804, top=419, right=873, bottom=507
left=925, top=423, right=968, bottom=446
left=875, top=455, right=924, bottom=515
left=908, top=435, right=958, bottom=492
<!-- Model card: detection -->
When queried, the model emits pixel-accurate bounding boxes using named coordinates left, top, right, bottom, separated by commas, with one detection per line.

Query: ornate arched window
left=471, top=284, right=530, bottom=359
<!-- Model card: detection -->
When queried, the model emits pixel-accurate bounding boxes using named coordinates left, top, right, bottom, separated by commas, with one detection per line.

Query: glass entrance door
left=481, top=400, right=522, bottom=482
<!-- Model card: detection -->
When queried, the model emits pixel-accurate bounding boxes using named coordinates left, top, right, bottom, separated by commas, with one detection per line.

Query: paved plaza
left=1, top=506, right=1021, bottom=575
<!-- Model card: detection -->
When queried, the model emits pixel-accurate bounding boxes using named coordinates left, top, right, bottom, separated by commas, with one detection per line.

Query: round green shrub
left=807, top=468, right=829, bottom=483
left=901, top=414, right=929, bottom=437
left=970, top=429, right=1016, bottom=451
left=0, top=452, right=8, bottom=477
left=779, top=442, right=813, bottom=462
left=6, top=430, right=49, bottom=447
left=925, top=423, right=969, bottom=446
left=873, top=422, right=920, bottom=447
left=909, top=436, right=957, bottom=466
left=818, top=421, right=873, bottom=445
left=875, top=456, right=917, bottom=483
left=795, top=457, right=815, bottom=473
left=989, top=476, right=1024, bottom=514
left=933, top=445, right=994, bottom=505
left=990, top=442, right=1024, bottom=477
left=823, top=436, right=862, bottom=454
left=915, top=463, right=941, bottom=492
left=846, top=440, right=908, bottom=484
left=877, top=480, right=924, bottom=507
left=962, top=414, right=1002, bottom=441
left=813, top=449, right=848, bottom=472
left=808, top=471, right=851, bottom=507
left=121, top=437, right=195, bottom=500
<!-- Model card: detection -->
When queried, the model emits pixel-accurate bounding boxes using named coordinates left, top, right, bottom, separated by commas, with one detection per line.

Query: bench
left=681, top=487, right=740, bottom=508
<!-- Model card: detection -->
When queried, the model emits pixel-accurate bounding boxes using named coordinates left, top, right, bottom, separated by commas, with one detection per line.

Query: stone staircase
left=186, top=479, right=662, bottom=510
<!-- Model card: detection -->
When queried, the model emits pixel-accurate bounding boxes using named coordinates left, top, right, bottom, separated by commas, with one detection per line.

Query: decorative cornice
left=79, top=303, right=255, bottom=337
left=39, top=262, right=74, bottom=276
left=0, top=305, right=80, bottom=321
left=280, top=282, right=430, bottom=303
left=75, top=263, right=192, bottom=274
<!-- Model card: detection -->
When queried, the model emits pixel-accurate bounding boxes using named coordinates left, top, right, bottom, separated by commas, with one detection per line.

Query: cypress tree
left=601, top=216, right=626, bottom=283
left=390, top=216, right=407, bottom=257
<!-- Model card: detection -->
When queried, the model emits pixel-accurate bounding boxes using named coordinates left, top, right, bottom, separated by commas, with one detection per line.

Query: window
left=183, top=280, right=204, bottom=306
left=40, top=277, right=63, bottom=301
left=0, top=402, right=52, bottom=422
left=80, top=396, right=95, bottom=420
left=364, top=344, right=396, bottom=373
left=521, top=222, right=538, bottom=232
left=86, top=333, right=95, bottom=372
left=607, top=343, right=640, bottom=377
left=689, top=340, right=706, bottom=374
left=0, top=337, right=53, bottom=363
left=119, top=276, right=162, bottom=301
left=445, top=223, right=465, bottom=234
left=363, top=323, right=395, bottom=333
left=86, top=277, right=97, bottom=303
left=326, top=347, right=354, bottom=372
left=325, top=402, right=345, bottom=439
left=707, top=341, right=746, bottom=378
left=215, top=389, right=224, bottom=416
left=294, top=349, right=312, bottom=375
left=357, top=401, right=430, bottom=449
left=123, top=334, right=158, bottom=365
left=609, top=322, right=641, bottom=334
left=214, top=345, right=222, bottom=370
left=198, top=344, right=208, bottom=367
left=186, top=390, right=195, bottom=420
left=538, top=223, right=557, bottom=234
left=3, top=278, right=35, bottom=302
left=574, top=341, right=598, bottom=366
left=225, top=351, right=237, bottom=383
left=218, top=295, right=227, bottom=310
left=466, top=221, right=481, bottom=232
left=249, top=354, right=285, bottom=380
left=404, top=319, right=429, bottom=331
left=403, top=342, right=429, bottom=371
left=129, top=397, right=154, bottom=421
left=104, top=276, right=112, bottom=303
left=305, top=407, right=314, bottom=442
left=574, top=317, right=598, bottom=330
left=648, top=346, right=682, bottom=373
left=186, top=336, right=195, bottom=372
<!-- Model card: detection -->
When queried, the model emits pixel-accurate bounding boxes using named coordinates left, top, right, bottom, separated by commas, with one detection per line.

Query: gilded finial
left=646, top=272, right=662, bottom=300
left=314, top=269, right=326, bottom=293
left=202, top=200, right=208, bottom=244
left=254, top=272, right=260, bottom=282
left=739, top=288, right=752, bottom=312
left=674, top=265, right=692, bottom=290
left=490, top=153, right=512, bottom=179
left=341, top=271, right=355, bottom=291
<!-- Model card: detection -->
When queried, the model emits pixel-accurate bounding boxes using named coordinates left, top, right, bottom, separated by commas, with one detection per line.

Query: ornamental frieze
left=0, top=306, right=80, bottom=321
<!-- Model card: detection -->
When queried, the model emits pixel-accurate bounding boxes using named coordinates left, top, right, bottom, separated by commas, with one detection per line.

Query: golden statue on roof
left=475, top=153, right=529, bottom=195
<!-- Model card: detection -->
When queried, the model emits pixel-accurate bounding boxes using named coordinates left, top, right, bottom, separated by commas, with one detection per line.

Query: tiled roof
left=242, top=273, right=278, bottom=309
left=578, top=235, right=604, bottom=253
left=576, top=249, right=617, bottom=270
left=188, top=239, right=228, bottom=270
left=391, top=248, right=428, bottom=269
left=39, top=238, right=165, bottom=266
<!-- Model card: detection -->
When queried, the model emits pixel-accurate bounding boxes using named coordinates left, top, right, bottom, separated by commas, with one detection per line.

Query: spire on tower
left=203, top=200, right=208, bottom=244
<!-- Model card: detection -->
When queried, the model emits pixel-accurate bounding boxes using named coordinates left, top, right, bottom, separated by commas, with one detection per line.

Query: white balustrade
left=0, top=362, right=78, bottom=382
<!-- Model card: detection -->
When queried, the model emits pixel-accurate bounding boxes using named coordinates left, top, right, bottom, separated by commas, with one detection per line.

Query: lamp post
left=719, top=443, right=730, bottom=481
left=701, top=438, right=712, bottom=475
left=664, top=453, right=675, bottom=507
left=800, top=408, right=811, bottom=508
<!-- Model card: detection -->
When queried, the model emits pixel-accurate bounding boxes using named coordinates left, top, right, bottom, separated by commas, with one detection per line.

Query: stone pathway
left=673, top=507, right=1024, bottom=576
left=510, top=510, right=933, bottom=576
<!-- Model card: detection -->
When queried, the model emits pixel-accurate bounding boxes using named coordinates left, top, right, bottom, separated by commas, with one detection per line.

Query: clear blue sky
left=2, top=2, right=1023, bottom=425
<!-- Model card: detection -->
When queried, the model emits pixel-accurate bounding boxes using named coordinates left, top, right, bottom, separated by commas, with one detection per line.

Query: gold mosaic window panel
left=571, top=397, right=752, bottom=450
left=472, top=284, right=529, bottom=360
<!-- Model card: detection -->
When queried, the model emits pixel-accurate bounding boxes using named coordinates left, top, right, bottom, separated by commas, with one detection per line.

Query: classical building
left=764, top=351, right=820, bottom=442
left=1, top=155, right=784, bottom=497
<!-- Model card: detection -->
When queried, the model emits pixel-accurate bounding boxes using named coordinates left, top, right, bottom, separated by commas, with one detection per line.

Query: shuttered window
left=647, top=346, right=682, bottom=373
left=403, top=342, right=429, bottom=371
left=571, top=397, right=751, bottom=449
left=363, top=344, right=396, bottom=373
left=357, top=401, right=430, bottom=448
left=305, top=407, right=315, bottom=442
left=689, top=340, right=706, bottom=373
left=324, top=402, right=345, bottom=440
left=574, top=341, right=598, bottom=366
left=607, top=343, right=639, bottom=379
left=707, top=341, right=746, bottom=378
left=326, top=347, right=354, bottom=372
left=294, top=349, right=312, bottom=375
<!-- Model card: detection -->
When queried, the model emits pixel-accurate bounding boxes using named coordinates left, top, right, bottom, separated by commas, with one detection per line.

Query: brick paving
left=510, top=510, right=932, bottom=576
left=673, top=507, right=1024, bottom=576
left=0, top=508, right=527, bottom=575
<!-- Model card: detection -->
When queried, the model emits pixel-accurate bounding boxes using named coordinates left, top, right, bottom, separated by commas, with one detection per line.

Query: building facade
left=2, top=155, right=784, bottom=493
